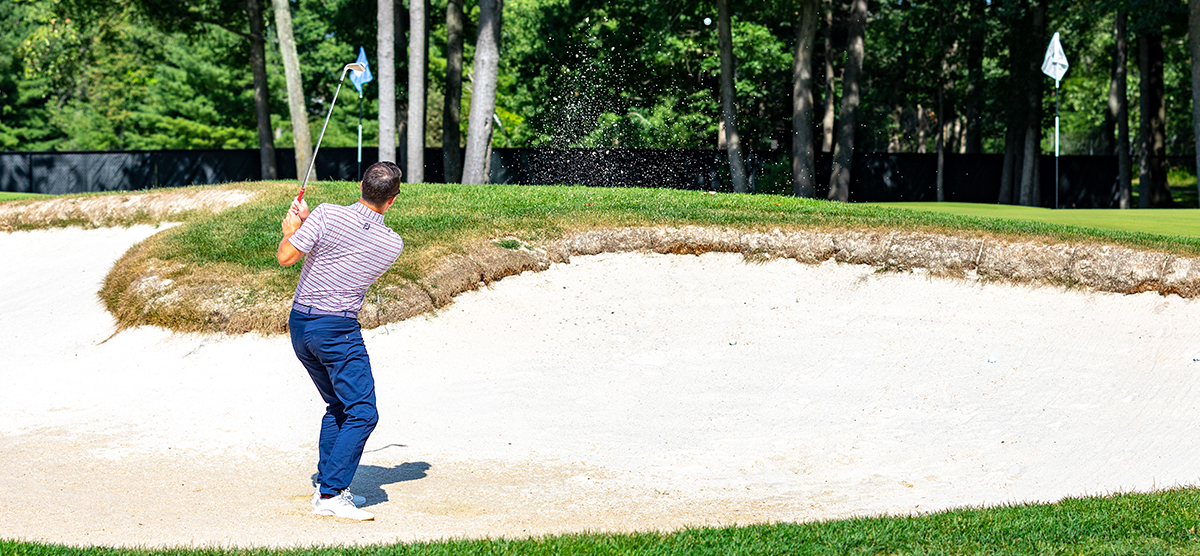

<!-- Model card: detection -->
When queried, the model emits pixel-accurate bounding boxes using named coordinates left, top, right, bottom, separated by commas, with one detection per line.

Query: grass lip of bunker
left=11, top=180, right=1199, bottom=335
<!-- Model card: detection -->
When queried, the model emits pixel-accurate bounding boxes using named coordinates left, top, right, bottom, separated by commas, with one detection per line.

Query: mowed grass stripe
left=875, top=201, right=1200, bottom=240
left=0, top=191, right=51, bottom=201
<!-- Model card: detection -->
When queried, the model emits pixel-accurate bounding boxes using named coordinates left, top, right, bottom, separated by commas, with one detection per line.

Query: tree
left=1138, top=31, right=1170, bottom=207
left=962, top=0, right=986, bottom=154
left=792, top=0, right=818, bottom=197
left=1113, top=10, right=1132, bottom=208
left=717, top=0, right=748, bottom=193
left=244, top=0, right=277, bottom=179
left=121, top=0, right=281, bottom=175
left=378, top=0, right=397, bottom=164
left=462, top=0, right=502, bottom=184
left=407, top=0, right=427, bottom=182
left=271, top=0, right=312, bottom=178
left=442, top=0, right=464, bottom=183
left=1018, top=0, right=1045, bottom=206
left=1192, top=0, right=1200, bottom=207
left=828, top=0, right=865, bottom=202
left=820, top=0, right=837, bottom=153
left=997, top=1, right=1022, bottom=205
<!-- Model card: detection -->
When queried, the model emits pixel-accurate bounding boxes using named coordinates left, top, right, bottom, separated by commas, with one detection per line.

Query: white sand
left=2, top=225, right=1199, bottom=548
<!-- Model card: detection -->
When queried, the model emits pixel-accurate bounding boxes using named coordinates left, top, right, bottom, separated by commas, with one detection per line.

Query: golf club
left=296, top=62, right=366, bottom=202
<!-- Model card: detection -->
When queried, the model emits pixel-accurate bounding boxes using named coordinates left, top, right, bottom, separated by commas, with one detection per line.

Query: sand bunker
left=2, top=225, right=1199, bottom=548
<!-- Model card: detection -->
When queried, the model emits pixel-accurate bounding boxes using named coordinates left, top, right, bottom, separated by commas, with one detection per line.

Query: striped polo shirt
left=288, top=201, right=405, bottom=313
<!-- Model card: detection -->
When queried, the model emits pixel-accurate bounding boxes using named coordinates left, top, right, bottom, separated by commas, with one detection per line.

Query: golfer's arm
left=277, top=235, right=305, bottom=266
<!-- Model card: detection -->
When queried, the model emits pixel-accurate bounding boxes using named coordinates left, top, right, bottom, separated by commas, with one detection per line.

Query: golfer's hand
left=282, top=211, right=304, bottom=236
left=282, top=197, right=309, bottom=235
left=290, top=197, right=310, bottom=220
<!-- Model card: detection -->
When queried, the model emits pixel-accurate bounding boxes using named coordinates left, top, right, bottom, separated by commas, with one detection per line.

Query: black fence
left=1, top=147, right=1187, bottom=208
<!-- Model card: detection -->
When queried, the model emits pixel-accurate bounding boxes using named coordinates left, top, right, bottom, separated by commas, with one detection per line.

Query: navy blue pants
left=289, top=310, right=379, bottom=497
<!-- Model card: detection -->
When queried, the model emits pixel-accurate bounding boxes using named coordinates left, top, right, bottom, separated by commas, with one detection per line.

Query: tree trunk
left=245, top=0, right=277, bottom=179
left=888, top=106, right=902, bottom=153
left=407, top=0, right=427, bottom=182
left=717, top=0, right=748, bottom=193
left=821, top=0, right=837, bottom=153
left=1018, top=0, right=1044, bottom=206
left=1115, top=11, right=1132, bottom=209
left=1000, top=0, right=1027, bottom=204
left=462, top=0, right=502, bottom=184
left=998, top=126, right=1018, bottom=204
left=443, top=0, right=464, bottom=184
left=1190, top=0, right=1200, bottom=207
left=916, top=104, right=927, bottom=153
left=395, top=5, right=408, bottom=171
left=378, top=0, right=396, bottom=164
left=827, top=0, right=865, bottom=202
left=1138, top=32, right=1171, bottom=207
left=937, top=87, right=945, bottom=202
left=963, top=0, right=985, bottom=154
left=271, top=0, right=311, bottom=178
left=792, top=0, right=818, bottom=197
left=1102, top=41, right=1119, bottom=157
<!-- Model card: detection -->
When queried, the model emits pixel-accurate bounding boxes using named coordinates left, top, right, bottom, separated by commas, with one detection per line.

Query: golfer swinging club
left=277, top=160, right=405, bottom=521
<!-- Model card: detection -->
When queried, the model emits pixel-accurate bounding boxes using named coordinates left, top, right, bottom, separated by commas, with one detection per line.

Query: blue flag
left=350, top=47, right=372, bottom=93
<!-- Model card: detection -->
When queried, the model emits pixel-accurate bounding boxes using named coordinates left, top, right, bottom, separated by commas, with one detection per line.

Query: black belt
left=292, top=302, right=358, bottom=319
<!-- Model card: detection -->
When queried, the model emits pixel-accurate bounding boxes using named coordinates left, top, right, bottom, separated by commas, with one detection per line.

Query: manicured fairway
left=0, top=191, right=49, bottom=201
left=874, top=201, right=1200, bottom=239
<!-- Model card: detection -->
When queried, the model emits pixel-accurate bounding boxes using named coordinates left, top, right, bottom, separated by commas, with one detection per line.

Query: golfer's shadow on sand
left=312, top=461, right=431, bottom=507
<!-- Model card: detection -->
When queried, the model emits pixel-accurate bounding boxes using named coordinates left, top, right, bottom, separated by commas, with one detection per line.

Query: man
left=278, top=161, right=406, bottom=521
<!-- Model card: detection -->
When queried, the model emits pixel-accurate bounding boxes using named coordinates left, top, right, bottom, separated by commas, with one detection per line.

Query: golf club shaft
left=298, top=66, right=353, bottom=201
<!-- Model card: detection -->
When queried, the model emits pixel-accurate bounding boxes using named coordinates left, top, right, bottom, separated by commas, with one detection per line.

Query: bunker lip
left=0, top=187, right=257, bottom=231
left=105, top=223, right=1200, bottom=335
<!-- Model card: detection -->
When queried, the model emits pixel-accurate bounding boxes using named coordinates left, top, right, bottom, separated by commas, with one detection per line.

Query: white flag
left=1041, top=32, right=1069, bottom=84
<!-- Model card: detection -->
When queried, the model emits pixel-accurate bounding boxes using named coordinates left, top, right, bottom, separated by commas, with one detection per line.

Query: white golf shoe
left=313, top=485, right=366, bottom=507
left=313, top=490, right=374, bottom=521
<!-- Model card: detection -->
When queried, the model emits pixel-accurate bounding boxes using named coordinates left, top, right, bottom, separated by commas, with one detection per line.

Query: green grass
left=149, top=181, right=1200, bottom=279
left=81, top=180, right=1200, bottom=333
left=874, top=202, right=1200, bottom=239
left=0, top=191, right=50, bottom=201
left=3, top=488, right=1199, bottom=554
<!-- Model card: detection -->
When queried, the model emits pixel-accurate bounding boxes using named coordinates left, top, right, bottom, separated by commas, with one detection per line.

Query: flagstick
left=1055, top=79, right=1060, bottom=209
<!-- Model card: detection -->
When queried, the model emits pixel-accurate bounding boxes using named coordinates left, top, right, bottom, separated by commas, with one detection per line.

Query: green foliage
left=1, top=0, right=1199, bottom=194
left=0, top=1, right=64, bottom=149
left=504, top=0, right=795, bottom=151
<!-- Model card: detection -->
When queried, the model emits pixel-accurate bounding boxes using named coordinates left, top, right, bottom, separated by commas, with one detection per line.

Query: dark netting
left=0, top=148, right=1179, bottom=208
left=0, top=153, right=32, bottom=193
left=149, top=150, right=258, bottom=188
left=488, top=148, right=723, bottom=190
left=1043, top=155, right=1120, bottom=209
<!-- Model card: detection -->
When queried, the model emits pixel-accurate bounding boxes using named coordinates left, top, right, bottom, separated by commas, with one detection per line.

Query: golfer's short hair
left=361, top=161, right=403, bottom=205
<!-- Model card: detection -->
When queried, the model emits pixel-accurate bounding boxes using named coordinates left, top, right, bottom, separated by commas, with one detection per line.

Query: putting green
left=873, top=202, right=1200, bottom=239
left=0, top=192, right=49, bottom=202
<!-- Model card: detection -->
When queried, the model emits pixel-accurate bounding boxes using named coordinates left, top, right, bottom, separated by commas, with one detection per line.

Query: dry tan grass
left=0, top=187, right=255, bottom=230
